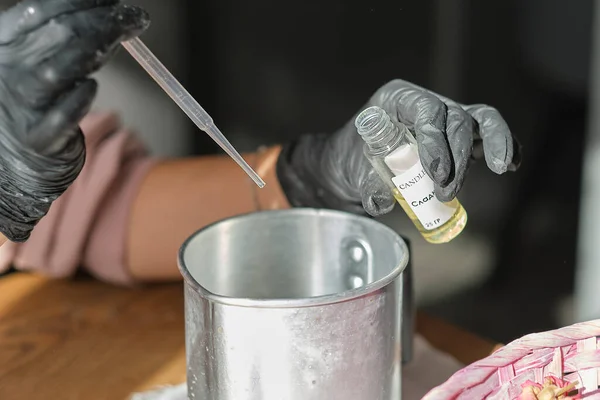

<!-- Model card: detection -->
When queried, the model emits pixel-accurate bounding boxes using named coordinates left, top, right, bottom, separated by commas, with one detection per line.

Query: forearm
left=126, top=146, right=290, bottom=282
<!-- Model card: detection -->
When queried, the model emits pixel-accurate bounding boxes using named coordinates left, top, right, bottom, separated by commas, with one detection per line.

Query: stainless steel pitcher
left=178, top=208, right=411, bottom=400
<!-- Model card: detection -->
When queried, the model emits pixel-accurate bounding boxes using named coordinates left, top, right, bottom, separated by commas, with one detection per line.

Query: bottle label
left=391, top=162, right=457, bottom=231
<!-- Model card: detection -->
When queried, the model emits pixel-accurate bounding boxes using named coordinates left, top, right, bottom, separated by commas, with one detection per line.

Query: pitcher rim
left=177, top=208, right=409, bottom=308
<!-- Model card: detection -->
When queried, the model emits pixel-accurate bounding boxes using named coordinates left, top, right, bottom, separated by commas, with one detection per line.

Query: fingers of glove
left=360, top=169, right=395, bottom=217
left=370, top=79, right=429, bottom=127
left=58, top=3, right=150, bottom=45
left=410, top=95, right=454, bottom=187
left=14, top=4, right=149, bottom=108
left=16, top=43, right=119, bottom=108
left=0, top=0, right=119, bottom=44
left=373, top=81, right=454, bottom=186
left=433, top=105, right=475, bottom=202
left=25, top=78, right=96, bottom=156
left=464, top=104, right=515, bottom=174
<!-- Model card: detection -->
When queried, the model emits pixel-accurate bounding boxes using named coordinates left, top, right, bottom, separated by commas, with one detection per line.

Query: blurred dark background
left=95, top=0, right=594, bottom=344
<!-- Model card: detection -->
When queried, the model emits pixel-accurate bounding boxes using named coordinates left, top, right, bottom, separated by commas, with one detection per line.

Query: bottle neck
left=355, top=106, right=404, bottom=156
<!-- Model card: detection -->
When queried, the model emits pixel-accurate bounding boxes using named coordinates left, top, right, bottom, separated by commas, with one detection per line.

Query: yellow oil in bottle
left=392, top=188, right=467, bottom=244
left=355, top=105, right=468, bottom=243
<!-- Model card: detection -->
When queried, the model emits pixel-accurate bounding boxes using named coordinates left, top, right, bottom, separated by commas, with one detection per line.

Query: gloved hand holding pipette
left=0, top=0, right=148, bottom=243
left=0, top=0, right=521, bottom=284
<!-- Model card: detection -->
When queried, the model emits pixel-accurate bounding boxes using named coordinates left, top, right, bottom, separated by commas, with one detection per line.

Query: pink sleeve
left=0, top=113, right=158, bottom=285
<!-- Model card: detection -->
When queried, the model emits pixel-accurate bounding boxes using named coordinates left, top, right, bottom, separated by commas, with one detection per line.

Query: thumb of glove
left=360, top=168, right=395, bottom=217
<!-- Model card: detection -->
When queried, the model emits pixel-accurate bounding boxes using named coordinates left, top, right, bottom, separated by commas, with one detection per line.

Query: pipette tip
left=121, top=38, right=266, bottom=188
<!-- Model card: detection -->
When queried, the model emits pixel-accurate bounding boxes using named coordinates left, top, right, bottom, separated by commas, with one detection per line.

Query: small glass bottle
left=355, top=106, right=467, bottom=244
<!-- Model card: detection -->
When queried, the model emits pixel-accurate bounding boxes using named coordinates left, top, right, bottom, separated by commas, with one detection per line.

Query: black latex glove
left=0, top=0, right=149, bottom=242
left=277, top=79, right=522, bottom=216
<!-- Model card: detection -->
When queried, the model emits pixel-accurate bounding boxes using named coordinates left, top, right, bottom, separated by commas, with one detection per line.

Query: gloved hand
left=0, top=0, right=149, bottom=242
left=277, top=79, right=522, bottom=216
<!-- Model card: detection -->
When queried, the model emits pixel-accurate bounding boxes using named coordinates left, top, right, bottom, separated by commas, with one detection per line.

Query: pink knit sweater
left=0, top=113, right=157, bottom=285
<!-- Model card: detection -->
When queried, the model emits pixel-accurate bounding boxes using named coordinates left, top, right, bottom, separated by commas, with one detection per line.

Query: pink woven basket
left=422, top=320, right=600, bottom=399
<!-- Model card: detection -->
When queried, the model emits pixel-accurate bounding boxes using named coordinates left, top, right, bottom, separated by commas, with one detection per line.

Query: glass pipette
left=121, top=38, right=266, bottom=188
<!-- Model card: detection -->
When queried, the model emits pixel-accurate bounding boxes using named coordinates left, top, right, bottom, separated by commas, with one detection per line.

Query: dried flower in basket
left=519, top=376, right=581, bottom=400
left=421, top=320, right=600, bottom=399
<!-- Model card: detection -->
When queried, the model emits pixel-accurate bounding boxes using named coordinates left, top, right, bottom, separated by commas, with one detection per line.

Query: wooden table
left=0, top=273, right=499, bottom=400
